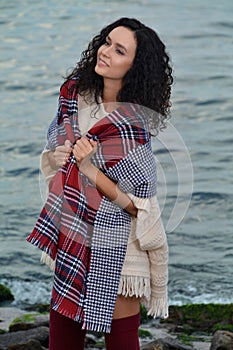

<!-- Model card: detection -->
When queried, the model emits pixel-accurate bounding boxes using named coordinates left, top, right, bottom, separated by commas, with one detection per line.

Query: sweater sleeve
left=127, top=194, right=167, bottom=251
left=146, top=241, right=169, bottom=318
left=40, top=149, right=58, bottom=186
left=128, top=194, right=169, bottom=318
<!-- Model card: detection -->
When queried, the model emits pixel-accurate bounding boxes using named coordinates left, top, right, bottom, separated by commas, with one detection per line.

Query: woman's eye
left=103, top=41, right=124, bottom=55
left=116, top=48, right=124, bottom=55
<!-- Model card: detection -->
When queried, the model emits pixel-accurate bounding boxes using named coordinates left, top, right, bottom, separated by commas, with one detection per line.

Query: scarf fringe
left=82, top=320, right=111, bottom=333
left=145, top=296, right=169, bottom=319
left=52, top=306, right=112, bottom=333
left=40, top=251, right=56, bottom=271
left=118, top=275, right=151, bottom=299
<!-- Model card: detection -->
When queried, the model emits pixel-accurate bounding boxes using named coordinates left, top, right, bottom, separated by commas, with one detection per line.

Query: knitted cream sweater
left=40, top=95, right=169, bottom=318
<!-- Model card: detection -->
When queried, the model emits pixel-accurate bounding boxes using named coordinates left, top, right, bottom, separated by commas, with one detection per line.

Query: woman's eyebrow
left=106, top=35, right=127, bottom=52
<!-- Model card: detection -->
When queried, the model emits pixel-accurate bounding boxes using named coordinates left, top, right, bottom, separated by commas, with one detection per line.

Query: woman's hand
left=73, top=137, right=137, bottom=217
left=73, top=137, right=97, bottom=173
left=53, top=139, right=72, bottom=167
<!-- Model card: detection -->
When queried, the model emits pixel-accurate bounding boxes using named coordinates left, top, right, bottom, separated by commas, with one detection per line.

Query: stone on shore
left=210, top=330, right=233, bottom=350
left=0, top=326, right=49, bottom=350
left=165, top=304, right=233, bottom=333
left=0, top=308, right=26, bottom=332
left=9, top=314, right=49, bottom=332
left=0, top=285, right=14, bottom=304
left=140, top=336, right=193, bottom=350
left=7, top=339, right=42, bottom=350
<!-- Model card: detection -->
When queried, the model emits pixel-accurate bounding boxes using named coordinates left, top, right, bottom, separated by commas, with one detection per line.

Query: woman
left=27, top=17, right=173, bottom=350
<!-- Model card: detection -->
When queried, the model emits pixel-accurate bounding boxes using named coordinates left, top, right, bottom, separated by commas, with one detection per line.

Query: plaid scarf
left=27, top=79, right=157, bottom=332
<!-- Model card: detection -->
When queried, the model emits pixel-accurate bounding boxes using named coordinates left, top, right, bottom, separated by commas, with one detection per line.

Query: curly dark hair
left=67, top=17, right=173, bottom=133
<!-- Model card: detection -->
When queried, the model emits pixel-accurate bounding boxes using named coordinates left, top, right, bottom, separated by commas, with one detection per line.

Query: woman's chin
left=95, top=65, right=104, bottom=77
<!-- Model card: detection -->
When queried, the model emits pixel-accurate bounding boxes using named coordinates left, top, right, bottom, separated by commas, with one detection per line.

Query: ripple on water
left=191, top=191, right=231, bottom=203
left=5, top=167, right=39, bottom=178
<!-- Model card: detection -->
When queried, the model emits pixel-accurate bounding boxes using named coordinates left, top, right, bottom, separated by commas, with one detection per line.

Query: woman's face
left=95, top=26, right=137, bottom=83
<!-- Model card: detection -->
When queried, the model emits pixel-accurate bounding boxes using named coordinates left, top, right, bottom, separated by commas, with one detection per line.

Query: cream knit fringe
left=144, top=296, right=168, bottom=319
left=118, top=275, right=168, bottom=319
left=118, top=275, right=151, bottom=299
left=41, top=251, right=55, bottom=271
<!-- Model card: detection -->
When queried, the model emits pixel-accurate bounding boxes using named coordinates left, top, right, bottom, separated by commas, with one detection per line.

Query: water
left=0, top=0, right=232, bottom=308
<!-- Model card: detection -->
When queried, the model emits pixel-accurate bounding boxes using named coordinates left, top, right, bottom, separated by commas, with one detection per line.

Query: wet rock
left=85, top=333, right=98, bottom=346
left=210, top=330, right=233, bottom=350
left=0, top=308, right=29, bottom=332
left=7, top=339, right=42, bottom=350
left=140, top=336, right=194, bottom=350
left=85, top=332, right=105, bottom=349
left=164, top=304, right=233, bottom=333
left=0, top=285, right=14, bottom=304
left=24, top=304, right=50, bottom=314
left=0, top=326, right=49, bottom=350
left=9, top=314, right=49, bottom=332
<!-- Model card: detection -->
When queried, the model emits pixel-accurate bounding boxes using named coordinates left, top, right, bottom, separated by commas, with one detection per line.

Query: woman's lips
left=98, top=58, right=109, bottom=67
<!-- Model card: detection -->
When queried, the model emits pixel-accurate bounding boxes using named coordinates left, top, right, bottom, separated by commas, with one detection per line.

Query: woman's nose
left=102, top=45, right=111, bottom=57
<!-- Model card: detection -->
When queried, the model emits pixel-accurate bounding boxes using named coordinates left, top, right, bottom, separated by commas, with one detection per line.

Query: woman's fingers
left=51, top=137, right=97, bottom=168
left=89, top=139, right=97, bottom=150
left=64, top=139, right=72, bottom=150
left=73, top=137, right=97, bottom=165
left=53, top=140, right=72, bottom=166
left=74, top=138, right=94, bottom=155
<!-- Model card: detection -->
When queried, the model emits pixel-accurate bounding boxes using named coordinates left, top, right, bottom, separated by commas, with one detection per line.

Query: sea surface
left=0, top=0, right=232, bottom=308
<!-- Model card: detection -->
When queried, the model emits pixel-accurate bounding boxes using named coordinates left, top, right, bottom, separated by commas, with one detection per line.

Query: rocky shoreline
left=0, top=284, right=232, bottom=349
left=0, top=304, right=233, bottom=350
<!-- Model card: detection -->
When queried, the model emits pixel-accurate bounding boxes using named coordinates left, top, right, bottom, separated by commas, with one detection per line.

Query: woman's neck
left=102, top=79, right=122, bottom=104
left=102, top=79, right=122, bottom=113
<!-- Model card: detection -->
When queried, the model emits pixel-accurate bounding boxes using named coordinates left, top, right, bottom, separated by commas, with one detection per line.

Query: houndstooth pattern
left=107, top=142, right=157, bottom=198
left=82, top=197, right=131, bottom=331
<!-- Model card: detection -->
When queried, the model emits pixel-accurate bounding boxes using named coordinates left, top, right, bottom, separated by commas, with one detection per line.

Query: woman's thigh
left=113, top=295, right=140, bottom=319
